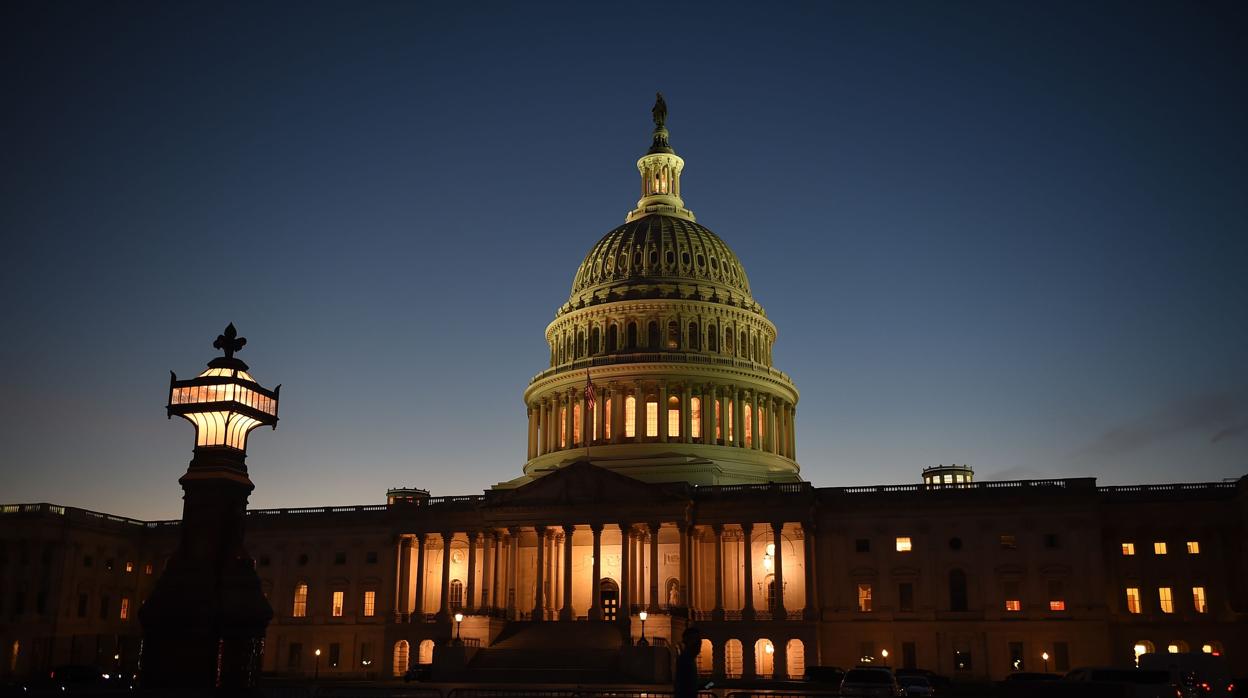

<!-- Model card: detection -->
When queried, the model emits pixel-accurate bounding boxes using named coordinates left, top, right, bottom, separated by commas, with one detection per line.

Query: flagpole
left=585, top=368, right=592, bottom=463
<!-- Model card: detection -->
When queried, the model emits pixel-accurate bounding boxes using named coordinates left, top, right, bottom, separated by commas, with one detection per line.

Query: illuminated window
left=744, top=404, right=752, bottom=447
left=1126, top=587, right=1141, bottom=614
left=119, top=597, right=130, bottom=620
left=573, top=403, right=582, bottom=445
left=1167, top=644, right=1179, bottom=654
left=363, top=590, right=376, bottom=617
left=644, top=400, right=657, bottom=436
left=1004, top=581, right=1021, bottom=612
left=293, top=584, right=308, bottom=617
left=1192, top=587, right=1206, bottom=613
left=1048, top=580, right=1065, bottom=611
left=691, top=397, right=701, bottom=438
left=715, top=399, right=722, bottom=440
left=332, top=591, right=344, bottom=617
left=1186, top=541, right=1200, bottom=554
left=1000, top=535, right=1017, bottom=550
left=604, top=399, right=611, bottom=439
left=758, top=405, right=765, bottom=444
left=624, top=396, right=636, bottom=438
left=1121, top=542, right=1135, bottom=556
left=1158, top=587, right=1174, bottom=613
left=450, top=580, right=464, bottom=610
left=124, top=561, right=133, bottom=573
left=559, top=407, right=567, bottom=447
left=857, top=583, right=873, bottom=612
left=726, top=399, right=734, bottom=441
left=895, top=537, right=913, bottom=552
left=1154, top=542, right=1167, bottom=555
left=668, top=396, right=680, bottom=437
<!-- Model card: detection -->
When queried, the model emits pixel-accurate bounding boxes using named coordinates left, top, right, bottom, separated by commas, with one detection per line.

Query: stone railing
left=530, top=351, right=794, bottom=385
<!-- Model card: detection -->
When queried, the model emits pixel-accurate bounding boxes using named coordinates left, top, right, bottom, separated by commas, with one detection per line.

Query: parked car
left=1139, top=652, right=1233, bottom=696
left=1003, top=672, right=1062, bottom=682
left=841, top=666, right=904, bottom=697
left=805, top=665, right=846, bottom=687
left=1065, top=666, right=1183, bottom=698
left=897, top=674, right=935, bottom=696
left=895, top=668, right=953, bottom=694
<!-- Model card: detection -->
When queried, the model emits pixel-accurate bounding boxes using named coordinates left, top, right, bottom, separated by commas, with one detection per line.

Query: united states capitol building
left=2, top=99, right=1245, bottom=685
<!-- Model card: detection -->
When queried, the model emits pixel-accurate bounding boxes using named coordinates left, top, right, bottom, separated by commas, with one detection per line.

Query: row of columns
left=393, top=522, right=818, bottom=623
left=527, top=383, right=796, bottom=461
left=551, top=320, right=772, bottom=368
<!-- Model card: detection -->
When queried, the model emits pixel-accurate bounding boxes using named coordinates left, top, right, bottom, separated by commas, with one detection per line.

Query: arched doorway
left=392, top=641, right=409, bottom=677
left=787, top=639, right=805, bottom=679
left=600, top=578, right=619, bottom=621
left=418, top=639, right=434, bottom=665
left=725, top=639, right=743, bottom=678
left=755, top=638, right=775, bottom=678
left=697, top=639, right=713, bottom=676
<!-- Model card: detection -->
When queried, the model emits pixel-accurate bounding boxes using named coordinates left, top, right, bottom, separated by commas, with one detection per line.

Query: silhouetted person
left=674, top=625, right=703, bottom=698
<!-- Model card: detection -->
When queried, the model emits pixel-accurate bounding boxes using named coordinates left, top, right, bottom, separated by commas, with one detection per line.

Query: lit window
left=668, top=396, right=680, bottom=437
left=646, top=401, right=658, bottom=437
left=1048, top=580, right=1065, bottom=611
left=604, top=399, right=611, bottom=439
left=332, top=591, right=344, bottom=617
left=124, top=561, right=133, bottom=573
left=1186, top=541, right=1200, bottom=554
left=715, top=399, right=722, bottom=440
left=119, top=597, right=130, bottom=620
left=1201, top=644, right=1213, bottom=654
left=1004, top=581, right=1021, bottom=612
left=857, top=583, right=873, bottom=612
left=690, top=397, right=701, bottom=438
left=293, top=584, right=308, bottom=617
left=624, top=396, right=636, bottom=438
left=1167, top=644, right=1179, bottom=654
left=1158, top=587, right=1174, bottom=613
left=573, top=404, right=582, bottom=445
left=1049, top=600, right=1066, bottom=611
left=1126, top=587, right=1141, bottom=614
left=1000, top=535, right=1017, bottom=550
left=1121, top=543, right=1135, bottom=556
left=559, top=407, right=567, bottom=447
left=1005, top=599, right=1021, bottom=612
left=1154, top=542, right=1167, bottom=555
left=1192, top=587, right=1206, bottom=613
left=726, top=398, right=734, bottom=441
left=895, top=537, right=912, bottom=552
left=743, top=404, right=752, bottom=447
left=363, top=590, right=376, bottom=617
left=144, top=563, right=153, bottom=575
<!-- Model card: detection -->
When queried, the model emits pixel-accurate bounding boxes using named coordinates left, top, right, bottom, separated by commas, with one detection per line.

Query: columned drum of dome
left=505, top=97, right=800, bottom=488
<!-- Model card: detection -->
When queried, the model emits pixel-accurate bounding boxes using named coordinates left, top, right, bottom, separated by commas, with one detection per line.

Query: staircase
left=466, top=621, right=628, bottom=683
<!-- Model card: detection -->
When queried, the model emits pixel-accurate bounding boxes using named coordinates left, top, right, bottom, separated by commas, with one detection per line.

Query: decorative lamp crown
left=167, top=323, right=280, bottom=452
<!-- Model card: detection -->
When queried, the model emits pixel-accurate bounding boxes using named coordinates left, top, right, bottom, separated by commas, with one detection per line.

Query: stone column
left=560, top=525, right=574, bottom=620
left=678, top=524, right=691, bottom=609
left=438, top=532, right=453, bottom=620
left=413, top=534, right=427, bottom=617
left=743, top=638, right=757, bottom=680
left=682, top=384, right=692, bottom=443
left=526, top=407, right=533, bottom=459
left=658, top=382, right=669, bottom=441
left=619, top=523, right=631, bottom=622
left=716, top=386, right=727, bottom=445
left=579, top=384, right=589, bottom=448
left=589, top=523, right=603, bottom=620
left=490, top=531, right=501, bottom=611
left=789, top=404, right=796, bottom=460
left=774, top=638, right=788, bottom=679
left=633, top=381, right=646, bottom=441
left=703, top=384, right=715, bottom=445
left=396, top=535, right=412, bottom=616
left=733, top=386, right=744, bottom=448
left=532, top=526, right=546, bottom=620
left=466, top=531, right=478, bottom=613
left=610, top=383, right=624, bottom=444
left=594, top=381, right=605, bottom=443
left=647, top=523, right=661, bottom=613
left=741, top=523, right=755, bottom=620
left=768, top=396, right=779, bottom=454
left=772, top=522, right=786, bottom=617
left=803, top=523, right=818, bottom=620
left=507, top=528, right=520, bottom=617
left=565, top=389, right=575, bottom=449
left=547, top=532, right=557, bottom=616
left=751, top=390, right=761, bottom=450
left=713, top=525, right=725, bottom=621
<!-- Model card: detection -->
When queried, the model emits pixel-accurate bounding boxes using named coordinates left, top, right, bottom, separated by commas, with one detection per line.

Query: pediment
left=485, top=459, right=686, bottom=509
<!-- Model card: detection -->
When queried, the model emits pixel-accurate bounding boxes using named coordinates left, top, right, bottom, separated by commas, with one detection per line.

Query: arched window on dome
left=647, top=322, right=660, bottom=349
left=646, top=398, right=659, bottom=437
left=744, top=404, right=753, bottom=448
left=550, top=344, right=556, bottom=367
left=590, top=326, right=601, bottom=355
left=707, top=324, right=718, bottom=352
left=624, top=396, right=637, bottom=438
left=607, top=324, right=618, bottom=353
left=724, top=329, right=734, bottom=354
left=691, top=396, right=702, bottom=439
left=626, top=323, right=638, bottom=349
left=689, top=322, right=700, bottom=350
left=667, top=395, right=680, bottom=438
left=666, top=321, right=679, bottom=350
left=740, top=331, right=747, bottom=357
left=576, top=331, right=585, bottom=359
left=557, top=344, right=564, bottom=365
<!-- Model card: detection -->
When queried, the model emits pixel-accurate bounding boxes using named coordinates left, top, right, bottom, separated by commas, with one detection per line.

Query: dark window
left=949, top=569, right=969, bottom=611
left=1009, top=641, right=1025, bottom=671
left=105, top=558, right=114, bottom=572
left=1000, top=535, right=1017, bottom=550
left=35, top=591, right=46, bottom=615
left=329, top=643, right=340, bottom=668
left=1044, top=533, right=1060, bottom=549
left=333, top=552, right=346, bottom=565
left=688, top=322, right=700, bottom=350
left=99, top=595, right=109, bottom=620
left=1053, top=641, right=1070, bottom=671
left=607, top=325, right=618, bottom=352
left=666, top=321, right=679, bottom=350
left=360, top=641, right=373, bottom=666
left=949, top=537, right=963, bottom=550
left=13, top=591, right=25, bottom=615
left=954, top=648, right=972, bottom=671
left=77, top=593, right=88, bottom=618
left=902, top=642, right=917, bottom=669
left=258, top=555, right=271, bottom=567
left=288, top=642, right=303, bottom=668
left=590, top=326, right=601, bottom=354
left=297, top=554, right=309, bottom=566
left=365, top=551, right=378, bottom=564
left=647, top=322, right=659, bottom=349
left=626, top=322, right=638, bottom=349
left=898, top=582, right=915, bottom=613
left=707, top=326, right=718, bottom=352
left=855, top=539, right=870, bottom=553
left=83, top=555, right=93, bottom=568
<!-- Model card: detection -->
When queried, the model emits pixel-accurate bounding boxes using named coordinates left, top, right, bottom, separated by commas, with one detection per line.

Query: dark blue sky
left=3, top=1, right=1245, bottom=519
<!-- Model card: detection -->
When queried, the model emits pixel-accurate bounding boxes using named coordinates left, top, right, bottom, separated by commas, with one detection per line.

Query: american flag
left=584, top=369, right=595, bottom=409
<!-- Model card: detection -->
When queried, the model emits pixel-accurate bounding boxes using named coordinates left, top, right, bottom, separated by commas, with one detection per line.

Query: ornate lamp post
left=454, top=612, right=464, bottom=644
left=314, top=648, right=321, bottom=679
left=139, top=324, right=280, bottom=691
left=1042, top=651, right=1050, bottom=672
left=637, top=610, right=648, bottom=646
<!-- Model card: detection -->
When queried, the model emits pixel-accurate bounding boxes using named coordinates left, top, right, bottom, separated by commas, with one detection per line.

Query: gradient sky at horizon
left=2, top=1, right=1246, bottom=519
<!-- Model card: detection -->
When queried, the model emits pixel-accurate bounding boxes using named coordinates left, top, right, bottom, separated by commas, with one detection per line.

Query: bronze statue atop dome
left=652, top=92, right=667, bottom=128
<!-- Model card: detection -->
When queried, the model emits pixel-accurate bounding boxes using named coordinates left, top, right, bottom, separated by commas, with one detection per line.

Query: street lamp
left=1042, top=651, right=1050, bottom=672
left=638, top=611, right=648, bottom=646
left=314, top=648, right=321, bottom=679
left=454, top=612, right=464, bottom=643
left=1133, top=644, right=1147, bottom=667
left=881, top=649, right=889, bottom=662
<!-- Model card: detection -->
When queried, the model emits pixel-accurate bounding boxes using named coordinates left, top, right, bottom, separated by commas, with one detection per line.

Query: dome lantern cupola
left=626, top=92, right=695, bottom=223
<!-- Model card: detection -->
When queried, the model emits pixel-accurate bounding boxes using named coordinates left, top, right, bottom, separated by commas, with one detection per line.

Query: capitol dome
left=504, top=95, right=800, bottom=488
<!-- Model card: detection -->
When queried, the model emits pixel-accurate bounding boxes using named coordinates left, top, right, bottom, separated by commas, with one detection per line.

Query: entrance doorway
left=600, top=578, right=619, bottom=621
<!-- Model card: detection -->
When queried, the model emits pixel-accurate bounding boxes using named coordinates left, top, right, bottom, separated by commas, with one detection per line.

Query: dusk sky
left=3, top=2, right=1245, bottom=520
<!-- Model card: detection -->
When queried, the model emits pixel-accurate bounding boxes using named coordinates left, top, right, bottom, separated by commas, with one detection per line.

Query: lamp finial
left=213, top=323, right=247, bottom=360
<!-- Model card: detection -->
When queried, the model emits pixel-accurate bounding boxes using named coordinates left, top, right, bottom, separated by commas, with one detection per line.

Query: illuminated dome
left=505, top=95, right=800, bottom=488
